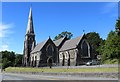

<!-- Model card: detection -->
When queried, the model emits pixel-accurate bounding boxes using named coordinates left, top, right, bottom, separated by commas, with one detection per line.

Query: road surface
left=2, top=72, right=118, bottom=81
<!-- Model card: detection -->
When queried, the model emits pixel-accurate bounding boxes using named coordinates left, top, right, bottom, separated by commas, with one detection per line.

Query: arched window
left=81, top=40, right=90, bottom=57
left=46, top=44, right=54, bottom=57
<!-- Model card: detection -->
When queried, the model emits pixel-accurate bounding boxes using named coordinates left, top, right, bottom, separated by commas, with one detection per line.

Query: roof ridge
left=53, top=36, right=66, bottom=47
left=59, top=35, right=84, bottom=51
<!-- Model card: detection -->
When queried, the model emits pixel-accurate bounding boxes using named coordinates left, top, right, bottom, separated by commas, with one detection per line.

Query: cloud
left=101, top=2, right=118, bottom=17
left=0, top=44, right=9, bottom=51
left=0, top=23, right=14, bottom=51
left=0, top=23, right=14, bottom=38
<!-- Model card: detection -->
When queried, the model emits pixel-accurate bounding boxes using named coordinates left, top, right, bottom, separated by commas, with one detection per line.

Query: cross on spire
left=83, top=30, right=85, bottom=34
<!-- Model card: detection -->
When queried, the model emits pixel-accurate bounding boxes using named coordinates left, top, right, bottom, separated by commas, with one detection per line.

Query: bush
left=1, top=51, right=16, bottom=69
left=2, top=58, right=13, bottom=69
left=103, top=59, right=118, bottom=64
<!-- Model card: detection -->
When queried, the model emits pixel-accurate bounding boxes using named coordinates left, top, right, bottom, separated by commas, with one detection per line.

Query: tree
left=86, top=32, right=105, bottom=56
left=115, top=18, right=120, bottom=35
left=14, top=54, right=23, bottom=67
left=115, top=18, right=120, bottom=63
left=102, top=31, right=120, bottom=63
left=101, top=18, right=120, bottom=64
left=53, top=31, right=73, bottom=41
left=2, top=51, right=16, bottom=69
left=2, top=58, right=12, bottom=69
left=1, top=51, right=23, bottom=69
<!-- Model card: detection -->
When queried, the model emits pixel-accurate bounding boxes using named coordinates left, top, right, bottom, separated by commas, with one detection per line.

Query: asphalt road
left=2, top=72, right=118, bottom=80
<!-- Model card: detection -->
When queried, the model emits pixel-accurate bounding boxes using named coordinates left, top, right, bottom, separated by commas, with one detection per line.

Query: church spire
left=23, top=6, right=36, bottom=66
left=26, top=6, right=34, bottom=34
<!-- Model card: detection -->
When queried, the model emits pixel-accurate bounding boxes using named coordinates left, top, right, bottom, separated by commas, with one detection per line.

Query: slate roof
left=31, top=40, right=48, bottom=54
left=53, top=36, right=66, bottom=47
left=59, top=35, right=84, bottom=52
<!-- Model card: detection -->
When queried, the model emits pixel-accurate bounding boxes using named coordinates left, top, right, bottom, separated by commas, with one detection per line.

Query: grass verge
left=5, top=67, right=118, bottom=73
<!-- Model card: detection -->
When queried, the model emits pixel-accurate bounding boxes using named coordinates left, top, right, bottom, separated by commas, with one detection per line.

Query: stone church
left=23, top=7, right=95, bottom=67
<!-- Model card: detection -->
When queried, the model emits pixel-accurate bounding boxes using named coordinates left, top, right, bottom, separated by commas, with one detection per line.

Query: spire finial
left=30, top=4, right=32, bottom=9
left=83, top=30, right=85, bottom=34
left=83, top=30, right=85, bottom=33
left=29, top=5, right=32, bottom=19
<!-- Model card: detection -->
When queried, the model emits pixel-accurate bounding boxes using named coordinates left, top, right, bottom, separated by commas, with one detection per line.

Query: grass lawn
left=5, top=67, right=118, bottom=73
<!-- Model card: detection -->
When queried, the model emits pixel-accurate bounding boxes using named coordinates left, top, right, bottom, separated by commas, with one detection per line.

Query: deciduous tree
left=86, top=32, right=104, bottom=56
left=53, top=31, right=73, bottom=41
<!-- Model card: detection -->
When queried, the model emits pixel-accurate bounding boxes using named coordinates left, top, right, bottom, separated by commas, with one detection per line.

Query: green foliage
left=2, top=51, right=15, bottom=69
left=115, top=18, right=120, bottom=35
left=115, top=18, right=120, bottom=64
left=103, top=59, right=118, bottom=64
left=86, top=31, right=119, bottom=64
left=53, top=31, right=73, bottom=41
left=86, top=32, right=101, bottom=47
left=14, top=54, right=23, bottom=67
left=2, top=58, right=13, bottom=69
left=1, top=51, right=23, bottom=69
left=101, top=18, right=120, bottom=63
left=86, top=32, right=105, bottom=56
left=102, top=31, right=120, bottom=63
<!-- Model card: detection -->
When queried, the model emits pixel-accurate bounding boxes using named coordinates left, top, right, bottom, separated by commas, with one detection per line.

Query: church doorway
left=47, top=57, right=53, bottom=68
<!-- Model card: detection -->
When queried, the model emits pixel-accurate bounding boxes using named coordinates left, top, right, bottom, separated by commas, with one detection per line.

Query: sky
left=0, top=2, right=118, bottom=54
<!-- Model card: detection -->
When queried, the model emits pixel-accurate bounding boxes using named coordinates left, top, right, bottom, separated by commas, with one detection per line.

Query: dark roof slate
left=53, top=37, right=66, bottom=47
left=59, top=35, right=84, bottom=51
left=31, top=40, right=48, bottom=54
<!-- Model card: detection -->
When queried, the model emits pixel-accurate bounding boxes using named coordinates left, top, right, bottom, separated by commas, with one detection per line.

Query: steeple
left=23, top=6, right=36, bottom=67
left=26, top=6, right=34, bottom=34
